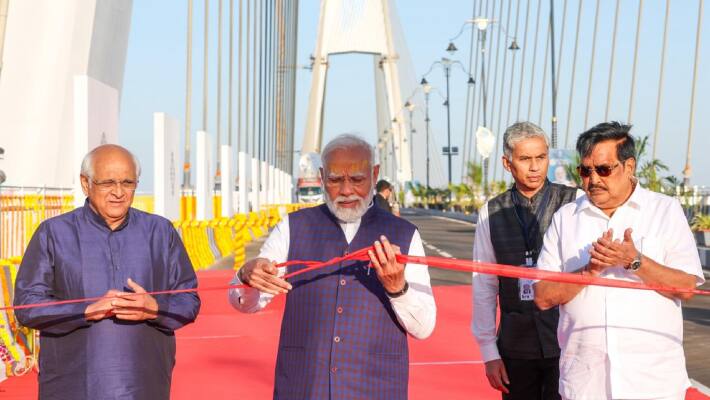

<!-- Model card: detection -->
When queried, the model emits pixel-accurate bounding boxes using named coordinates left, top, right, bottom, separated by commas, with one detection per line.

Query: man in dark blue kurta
left=229, top=134, right=436, bottom=400
left=14, top=145, right=200, bottom=400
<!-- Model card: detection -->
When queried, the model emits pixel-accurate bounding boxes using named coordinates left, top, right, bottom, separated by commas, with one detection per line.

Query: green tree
left=466, top=161, right=483, bottom=188
left=634, top=135, right=678, bottom=193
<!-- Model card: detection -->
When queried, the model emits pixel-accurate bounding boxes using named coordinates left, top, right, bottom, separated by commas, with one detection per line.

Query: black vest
left=488, top=181, right=577, bottom=359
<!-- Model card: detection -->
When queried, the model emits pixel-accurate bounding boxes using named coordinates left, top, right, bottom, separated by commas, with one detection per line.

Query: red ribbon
left=3, top=246, right=708, bottom=311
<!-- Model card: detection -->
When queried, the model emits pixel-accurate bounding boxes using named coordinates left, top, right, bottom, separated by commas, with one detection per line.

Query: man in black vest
left=471, top=122, right=578, bottom=399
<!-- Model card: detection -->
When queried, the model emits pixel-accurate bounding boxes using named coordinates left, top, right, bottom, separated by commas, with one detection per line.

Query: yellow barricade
left=0, top=258, right=38, bottom=379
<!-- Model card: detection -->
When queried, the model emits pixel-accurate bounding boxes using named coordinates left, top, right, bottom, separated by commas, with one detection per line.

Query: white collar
left=574, top=182, right=646, bottom=216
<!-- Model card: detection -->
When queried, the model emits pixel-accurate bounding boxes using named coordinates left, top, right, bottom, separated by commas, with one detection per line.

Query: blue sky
left=120, top=0, right=709, bottom=191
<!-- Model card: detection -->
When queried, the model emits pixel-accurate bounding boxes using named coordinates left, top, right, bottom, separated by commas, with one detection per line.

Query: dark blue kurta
left=14, top=202, right=200, bottom=400
left=274, top=204, right=416, bottom=400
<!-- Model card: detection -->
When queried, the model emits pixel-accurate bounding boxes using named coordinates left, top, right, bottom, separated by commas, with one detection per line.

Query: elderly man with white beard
left=228, top=134, right=436, bottom=400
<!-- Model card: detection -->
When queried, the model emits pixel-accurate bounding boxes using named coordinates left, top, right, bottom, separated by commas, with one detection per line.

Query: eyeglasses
left=577, top=163, right=620, bottom=178
left=91, top=179, right=139, bottom=192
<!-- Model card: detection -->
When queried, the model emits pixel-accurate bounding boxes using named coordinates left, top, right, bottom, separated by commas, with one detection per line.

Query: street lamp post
left=421, top=58, right=473, bottom=193
left=404, top=101, right=416, bottom=181
left=479, top=27, right=490, bottom=197
left=443, top=59, right=453, bottom=187
left=421, top=79, right=432, bottom=188
left=447, top=17, right=519, bottom=198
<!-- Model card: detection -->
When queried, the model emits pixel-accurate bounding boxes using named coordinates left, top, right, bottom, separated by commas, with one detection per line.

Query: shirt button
left=331, top=367, right=338, bottom=373
left=337, top=307, right=343, bottom=314
left=340, top=279, right=346, bottom=286
left=334, top=336, right=341, bottom=343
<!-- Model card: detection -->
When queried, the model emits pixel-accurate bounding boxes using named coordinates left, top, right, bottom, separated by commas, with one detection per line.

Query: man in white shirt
left=534, top=121, right=704, bottom=400
left=472, top=122, right=578, bottom=399
left=228, top=134, right=436, bottom=400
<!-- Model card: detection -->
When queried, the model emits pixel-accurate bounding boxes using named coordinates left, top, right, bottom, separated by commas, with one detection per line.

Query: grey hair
left=320, top=133, right=376, bottom=170
left=80, top=145, right=142, bottom=179
left=502, top=121, right=550, bottom=158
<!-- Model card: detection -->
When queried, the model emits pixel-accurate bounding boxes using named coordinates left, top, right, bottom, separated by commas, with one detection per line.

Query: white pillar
left=278, top=170, right=288, bottom=204
left=267, top=164, right=276, bottom=205
left=195, top=130, right=213, bottom=220
left=220, top=145, right=233, bottom=217
left=0, top=2, right=130, bottom=191
left=238, top=151, right=248, bottom=214
left=282, top=171, right=289, bottom=204
left=287, top=173, right=294, bottom=204
left=260, top=160, right=268, bottom=206
left=250, top=156, right=260, bottom=211
left=153, top=112, right=180, bottom=220
left=72, top=75, right=119, bottom=208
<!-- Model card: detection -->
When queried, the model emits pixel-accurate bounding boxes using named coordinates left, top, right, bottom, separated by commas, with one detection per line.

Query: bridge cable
left=481, top=0, right=498, bottom=185
left=184, top=0, right=194, bottom=189
left=471, top=0, right=489, bottom=168
left=564, top=0, right=584, bottom=148
left=515, top=0, right=533, bottom=122
left=245, top=0, right=251, bottom=159
left=460, top=1, right=479, bottom=182
left=525, top=0, right=543, bottom=121
left=682, top=0, right=705, bottom=186
left=216, top=0, right=223, bottom=183
left=203, top=0, right=209, bottom=132
left=536, top=14, right=550, bottom=128
left=583, top=0, right=601, bottom=130
left=627, top=0, right=644, bottom=125
left=237, top=0, right=243, bottom=156
left=603, top=0, right=621, bottom=121
left=491, top=0, right=513, bottom=182
left=501, top=0, right=523, bottom=184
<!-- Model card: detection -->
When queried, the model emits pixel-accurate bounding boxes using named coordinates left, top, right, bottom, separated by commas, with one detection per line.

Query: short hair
left=503, top=121, right=550, bottom=157
left=376, top=179, right=392, bottom=193
left=320, top=133, right=375, bottom=170
left=576, top=121, right=635, bottom=163
left=80, top=145, right=142, bottom=179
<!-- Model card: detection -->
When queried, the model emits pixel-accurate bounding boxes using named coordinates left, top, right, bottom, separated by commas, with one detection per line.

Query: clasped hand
left=586, top=228, right=638, bottom=275
left=84, top=278, right=159, bottom=322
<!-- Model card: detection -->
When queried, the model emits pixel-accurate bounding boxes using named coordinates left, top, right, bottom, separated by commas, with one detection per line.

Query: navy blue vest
left=274, top=204, right=416, bottom=400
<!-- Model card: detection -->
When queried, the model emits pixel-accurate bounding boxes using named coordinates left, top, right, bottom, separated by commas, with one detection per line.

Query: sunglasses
left=577, top=163, right=620, bottom=178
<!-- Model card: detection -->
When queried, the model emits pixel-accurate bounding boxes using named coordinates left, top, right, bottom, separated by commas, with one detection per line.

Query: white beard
left=323, top=186, right=374, bottom=223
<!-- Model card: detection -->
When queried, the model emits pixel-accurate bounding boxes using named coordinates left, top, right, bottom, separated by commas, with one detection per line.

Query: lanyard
left=511, top=183, right=551, bottom=264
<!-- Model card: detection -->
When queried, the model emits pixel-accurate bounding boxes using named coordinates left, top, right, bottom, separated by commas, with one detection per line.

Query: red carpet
left=1, top=270, right=708, bottom=399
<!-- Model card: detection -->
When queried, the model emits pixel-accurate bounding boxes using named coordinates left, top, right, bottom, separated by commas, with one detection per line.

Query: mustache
left=587, top=183, right=607, bottom=191
left=334, top=195, right=364, bottom=203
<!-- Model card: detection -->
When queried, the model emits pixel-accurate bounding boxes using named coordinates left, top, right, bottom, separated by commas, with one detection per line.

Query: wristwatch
left=386, top=281, right=409, bottom=298
left=625, top=251, right=642, bottom=272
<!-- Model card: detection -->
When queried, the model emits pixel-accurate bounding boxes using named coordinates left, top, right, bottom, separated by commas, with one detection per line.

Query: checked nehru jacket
left=274, top=204, right=416, bottom=400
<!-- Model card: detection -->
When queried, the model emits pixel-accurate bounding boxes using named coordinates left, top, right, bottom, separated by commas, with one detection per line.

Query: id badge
left=519, top=252, right=535, bottom=301
left=519, top=278, right=535, bottom=301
